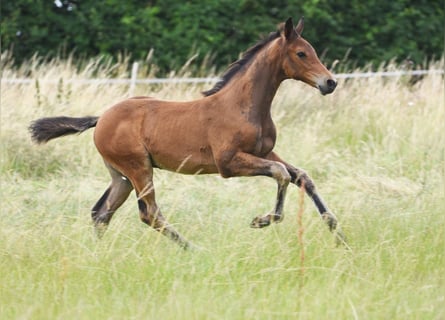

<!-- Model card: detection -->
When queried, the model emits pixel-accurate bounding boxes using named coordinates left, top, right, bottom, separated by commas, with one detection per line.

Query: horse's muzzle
left=318, top=78, right=337, bottom=95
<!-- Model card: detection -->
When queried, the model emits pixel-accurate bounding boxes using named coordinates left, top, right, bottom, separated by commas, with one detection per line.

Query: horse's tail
left=29, top=116, right=99, bottom=144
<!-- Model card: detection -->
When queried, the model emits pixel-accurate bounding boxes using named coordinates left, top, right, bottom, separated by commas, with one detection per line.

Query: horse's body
left=30, top=18, right=345, bottom=248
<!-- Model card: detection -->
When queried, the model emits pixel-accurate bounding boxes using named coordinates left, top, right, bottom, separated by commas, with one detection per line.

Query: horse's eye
left=297, top=52, right=306, bottom=58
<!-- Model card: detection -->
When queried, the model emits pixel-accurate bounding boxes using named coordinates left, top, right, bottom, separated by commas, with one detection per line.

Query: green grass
left=1, top=57, right=444, bottom=319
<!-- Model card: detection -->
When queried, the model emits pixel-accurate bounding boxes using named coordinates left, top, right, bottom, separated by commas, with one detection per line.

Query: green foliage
left=1, top=0, right=444, bottom=73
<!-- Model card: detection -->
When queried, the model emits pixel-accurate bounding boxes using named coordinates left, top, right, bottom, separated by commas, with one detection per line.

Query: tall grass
left=1, top=55, right=444, bottom=319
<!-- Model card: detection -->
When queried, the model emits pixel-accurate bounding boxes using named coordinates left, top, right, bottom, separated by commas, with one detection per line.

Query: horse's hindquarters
left=94, top=98, right=219, bottom=175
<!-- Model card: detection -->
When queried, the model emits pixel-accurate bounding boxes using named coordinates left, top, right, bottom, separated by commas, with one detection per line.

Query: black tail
left=29, top=116, right=99, bottom=144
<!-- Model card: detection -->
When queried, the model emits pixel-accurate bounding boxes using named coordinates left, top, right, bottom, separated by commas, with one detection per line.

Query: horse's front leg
left=215, top=151, right=291, bottom=228
left=267, top=152, right=347, bottom=244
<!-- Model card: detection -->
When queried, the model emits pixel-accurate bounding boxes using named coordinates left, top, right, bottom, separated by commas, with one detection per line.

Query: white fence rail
left=1, top=67, right=443, bottom=86
left=334, top=69, right=444, bottom=79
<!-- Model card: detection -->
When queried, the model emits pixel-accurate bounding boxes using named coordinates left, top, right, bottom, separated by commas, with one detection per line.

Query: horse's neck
left=224, top=45, right=284, bottom=121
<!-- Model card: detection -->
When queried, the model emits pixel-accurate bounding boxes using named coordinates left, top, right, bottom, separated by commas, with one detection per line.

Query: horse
left=29, top=17, right=345, bottom=249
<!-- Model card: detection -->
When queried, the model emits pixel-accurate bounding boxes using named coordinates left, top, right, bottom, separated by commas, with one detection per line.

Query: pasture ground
left=1, top=57, right=444, bottom=319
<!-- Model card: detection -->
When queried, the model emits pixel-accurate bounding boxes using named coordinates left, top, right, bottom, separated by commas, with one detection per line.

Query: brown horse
left=29, top=17, right=345, bottom=249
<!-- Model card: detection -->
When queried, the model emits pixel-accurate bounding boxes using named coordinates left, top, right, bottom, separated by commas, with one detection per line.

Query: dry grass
left=1, top=55, right=444, bottom=319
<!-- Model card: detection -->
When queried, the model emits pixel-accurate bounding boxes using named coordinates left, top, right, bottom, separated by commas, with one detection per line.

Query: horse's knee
left=294, top=171, right=315, bottom=193
left=270, top=162, right=291, bottom=186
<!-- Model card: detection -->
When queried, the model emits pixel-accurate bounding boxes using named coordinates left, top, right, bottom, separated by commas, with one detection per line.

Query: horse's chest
left=255, top=130, right=276, bottom=156
left=243, top=124, right=276, bottom=157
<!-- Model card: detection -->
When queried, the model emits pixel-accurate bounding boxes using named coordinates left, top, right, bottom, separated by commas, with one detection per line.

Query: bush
left=1, top=0, right=443, bottom=73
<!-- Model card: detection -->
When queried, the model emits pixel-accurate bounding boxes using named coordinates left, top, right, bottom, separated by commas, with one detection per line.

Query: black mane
left=202, top=30, right=281, bottom=97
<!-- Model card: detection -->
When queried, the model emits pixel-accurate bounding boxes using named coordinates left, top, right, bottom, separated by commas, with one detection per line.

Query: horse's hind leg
left=92, top=162, right=133, bottom=237
left=137, top=190, right=191, bottom=249
left=121, top=158, right=191, bottom=249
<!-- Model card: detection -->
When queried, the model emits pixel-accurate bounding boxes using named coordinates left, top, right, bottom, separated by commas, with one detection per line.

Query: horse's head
left=280, top=17, right=337, bottom=95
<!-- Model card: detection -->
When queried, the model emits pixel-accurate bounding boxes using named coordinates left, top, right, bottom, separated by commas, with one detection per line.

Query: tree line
left=1, top=0, right=443, bottom=74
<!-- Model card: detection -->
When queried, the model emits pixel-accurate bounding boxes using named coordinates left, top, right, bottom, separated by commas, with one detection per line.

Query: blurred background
left=1, top=0, right=444, bottom=75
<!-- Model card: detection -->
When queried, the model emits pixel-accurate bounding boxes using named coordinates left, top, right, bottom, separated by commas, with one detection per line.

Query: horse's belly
left=150, top=146, right=218, bottom=175
left=145, top=129, right=217, bottom=174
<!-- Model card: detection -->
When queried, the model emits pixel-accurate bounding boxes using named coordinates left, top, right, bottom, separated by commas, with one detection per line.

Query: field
left=1, top=56, right=444, bottom=319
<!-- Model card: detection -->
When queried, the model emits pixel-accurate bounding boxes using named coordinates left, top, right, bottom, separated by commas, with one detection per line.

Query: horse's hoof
left=93, top=222, right=108, bottom=239
left=250, top=214, right=282, bottom=228
left=321, top=212, right=338, bottom=231
left=183, top=242, right=205, bottom=252
left=320, top=212, right=349, bottom=248
left=334, top=228, right=349, bottom=248
left=250, top=216, right=271, bottom=228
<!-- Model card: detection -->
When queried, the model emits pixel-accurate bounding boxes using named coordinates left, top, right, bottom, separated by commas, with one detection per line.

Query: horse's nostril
left=327, top=79, right=337, bottom=89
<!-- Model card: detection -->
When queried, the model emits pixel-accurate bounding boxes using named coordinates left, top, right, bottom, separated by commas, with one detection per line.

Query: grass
left=1, top=55, right=444, bottom=319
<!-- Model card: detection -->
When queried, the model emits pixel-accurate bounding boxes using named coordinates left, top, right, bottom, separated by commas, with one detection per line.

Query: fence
left=1, top=62, right=443, bottom=87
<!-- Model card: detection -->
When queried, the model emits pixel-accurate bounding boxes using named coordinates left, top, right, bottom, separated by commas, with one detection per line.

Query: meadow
left=1, top=55, right=444, bottom=319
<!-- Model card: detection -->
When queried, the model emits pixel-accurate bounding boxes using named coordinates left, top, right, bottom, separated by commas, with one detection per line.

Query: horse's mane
left=202, top=30, right=281, bottom=97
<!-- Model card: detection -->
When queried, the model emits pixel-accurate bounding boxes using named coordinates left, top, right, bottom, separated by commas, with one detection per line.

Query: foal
left=30, top=17, right=345, bottom=248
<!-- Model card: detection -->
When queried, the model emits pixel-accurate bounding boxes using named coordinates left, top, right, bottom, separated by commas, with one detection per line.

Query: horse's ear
left=284, top=17, right=296, bottom=40
left=295, top=16, right=304, bottom=36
